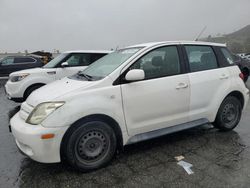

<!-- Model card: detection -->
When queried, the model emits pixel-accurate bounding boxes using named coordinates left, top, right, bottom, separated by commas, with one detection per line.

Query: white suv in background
left=10, top=41, right=249, bottom=172
left=5, top=50, right=110, bottom=102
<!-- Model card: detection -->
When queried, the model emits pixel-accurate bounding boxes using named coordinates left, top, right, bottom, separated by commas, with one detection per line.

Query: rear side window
left=14, top=57, right=36, bottom=64
left=24, top=57, right=36, bottom=63
left=185, top=45, right=218, bottom=72
left=220, top=48, right=234, bottom=65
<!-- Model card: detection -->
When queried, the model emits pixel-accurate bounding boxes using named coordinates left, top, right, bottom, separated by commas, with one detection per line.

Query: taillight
left=239, top=73, right=244, bottom=81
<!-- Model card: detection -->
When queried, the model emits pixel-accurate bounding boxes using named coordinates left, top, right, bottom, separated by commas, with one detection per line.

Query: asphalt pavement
left=1, top=79, right=250, bottom=188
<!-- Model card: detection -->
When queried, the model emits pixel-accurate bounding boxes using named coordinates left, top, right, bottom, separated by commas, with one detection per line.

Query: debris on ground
left=174, top=155, right=185, bottom=161
left=177, top=160, right=194, bottom=175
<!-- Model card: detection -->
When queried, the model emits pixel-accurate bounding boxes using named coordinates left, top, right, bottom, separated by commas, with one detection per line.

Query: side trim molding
left=126, top=118, right=209, bottom=145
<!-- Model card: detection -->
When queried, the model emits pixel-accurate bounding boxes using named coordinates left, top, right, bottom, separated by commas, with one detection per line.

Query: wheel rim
left=221, top=103, right=239, bottom=128
left=75, top=130, right=109, bottom=164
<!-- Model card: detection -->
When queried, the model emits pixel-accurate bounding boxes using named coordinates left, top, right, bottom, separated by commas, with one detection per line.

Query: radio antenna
left=195, top=26, right=207, bottom=41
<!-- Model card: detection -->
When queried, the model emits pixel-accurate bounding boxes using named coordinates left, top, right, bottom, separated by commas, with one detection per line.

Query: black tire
left=213, top=96, right=242, bottom=131
left=242, top=68, right=249, bottom=82
left=24, top=84, right=44, bottom=100
left=62, top=120, right=117, bottom=172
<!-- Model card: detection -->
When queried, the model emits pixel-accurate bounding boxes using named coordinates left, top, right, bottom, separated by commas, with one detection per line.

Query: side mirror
left=61, top=62, right=69, bottom=68
left=125, top=69, right=145, bottom=82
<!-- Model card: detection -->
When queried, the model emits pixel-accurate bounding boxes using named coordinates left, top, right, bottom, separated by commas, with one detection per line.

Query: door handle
left=220, top=74, right=229, bottom=80
left=176, top=83, right=188, bottom=89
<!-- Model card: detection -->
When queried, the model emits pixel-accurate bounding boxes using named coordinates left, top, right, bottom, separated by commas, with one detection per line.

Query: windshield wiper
left=77, top=72, right=93, bottom=81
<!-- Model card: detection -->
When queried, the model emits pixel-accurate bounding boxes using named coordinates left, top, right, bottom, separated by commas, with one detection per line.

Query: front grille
left=19, top=102, right=34, bottom=121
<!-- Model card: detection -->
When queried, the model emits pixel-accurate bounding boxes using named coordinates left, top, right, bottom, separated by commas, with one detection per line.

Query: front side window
left=185, top=45, right=218, bottom=72
left=220, top=48, right=234, bottom=65
left=1, top=57, right=14, bottom=65
left=129, top=46, right=180, bottom=80
left=43, top=53, right=68, bottom=68
left=43, top=53, right=108, bottom=68
left=67, top=53, right=107, bottom=67
left=66, top=54, right=90, bottom=67
left=76, top=47, right=142, bottom=80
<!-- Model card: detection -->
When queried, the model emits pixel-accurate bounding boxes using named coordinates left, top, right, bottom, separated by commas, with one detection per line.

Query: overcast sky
left=0, top=0, right=250, bottom=52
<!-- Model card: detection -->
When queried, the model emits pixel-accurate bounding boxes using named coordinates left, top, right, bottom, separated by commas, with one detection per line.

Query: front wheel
left=62, top=120, right=117, bottom=172
left=24, top=84, right=44, bottom=100
left=213, top=96, right=242, bottom=131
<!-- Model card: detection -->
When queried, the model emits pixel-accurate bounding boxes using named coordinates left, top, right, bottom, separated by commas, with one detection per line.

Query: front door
left=121, top=46, right=190, bottom=135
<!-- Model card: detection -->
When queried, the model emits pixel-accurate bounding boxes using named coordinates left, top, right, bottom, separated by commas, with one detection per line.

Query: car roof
left=63, top=50, right=112, bottom=54
left=127, top=41, right=227, bottom=48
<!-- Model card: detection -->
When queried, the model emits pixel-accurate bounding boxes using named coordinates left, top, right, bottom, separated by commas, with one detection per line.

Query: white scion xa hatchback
left=10, top=41, right=249, bottom=172
left=5, top=50, right=110, bottom=102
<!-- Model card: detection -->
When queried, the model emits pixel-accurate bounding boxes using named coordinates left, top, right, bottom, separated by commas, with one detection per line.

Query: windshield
left=43, top=53, right=68, bottom=68
left=75, top=47, right=142, bottom=80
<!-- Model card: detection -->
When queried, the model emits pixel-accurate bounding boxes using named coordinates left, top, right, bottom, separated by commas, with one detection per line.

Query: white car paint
left=121, top=73, right=190, bottom=135
left=5, top=50, right=110, bottom=100
left=10, top=41, right=249, bottom=163
left=188, top=67, right=231, bottom=121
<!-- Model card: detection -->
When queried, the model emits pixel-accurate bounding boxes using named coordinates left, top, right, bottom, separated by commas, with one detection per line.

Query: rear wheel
left=213, top=96, right=242, bottom=131
left=62, top=120, right=117, bottom=172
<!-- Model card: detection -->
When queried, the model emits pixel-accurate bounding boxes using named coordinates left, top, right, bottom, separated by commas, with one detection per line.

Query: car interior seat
left=164, top=52, right=180, bottom=76
left=200, top=52, right=217, bottom=70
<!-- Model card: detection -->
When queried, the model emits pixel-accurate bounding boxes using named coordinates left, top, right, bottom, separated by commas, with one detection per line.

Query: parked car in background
left=5, top=50, right=110, bottom=102
left=10, top=41, right=249, bottom=172
left=233, top=54, right=250, bottom=82
left=0, top=56, right=43, bottom=77
left=31, top=51, right=53, bottom=64
left=237, top=53, right=246, bottom=59
left=245, top=55, right=250, bottom=61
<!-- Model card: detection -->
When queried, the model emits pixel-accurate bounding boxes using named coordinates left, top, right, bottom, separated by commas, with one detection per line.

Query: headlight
left=10, top=73, right=30, bottom=82
left=26, top=102, right=65, bottom=125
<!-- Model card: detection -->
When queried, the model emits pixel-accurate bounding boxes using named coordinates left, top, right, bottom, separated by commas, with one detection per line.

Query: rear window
left=185, top=45, right=218, bottom=72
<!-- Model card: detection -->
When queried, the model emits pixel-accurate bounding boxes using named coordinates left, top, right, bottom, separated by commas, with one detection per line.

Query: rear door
left=121, top=45, right=190, bottom=135
left=183, top=45, right=231, bottom=121
left=55, top=53, right=107, bottom=79
left=14, top=57, right=39, bottom=70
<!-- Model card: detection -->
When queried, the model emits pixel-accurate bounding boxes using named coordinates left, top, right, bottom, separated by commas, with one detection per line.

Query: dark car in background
left=0, top=56, right=43, bottom=77
left=233, top=54, right=250, bottom=82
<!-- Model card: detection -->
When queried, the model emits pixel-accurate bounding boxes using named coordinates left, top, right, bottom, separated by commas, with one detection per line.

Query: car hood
left=10, top=67, right=55, bottom=76
left=26, top=77, right=94, bottom=106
